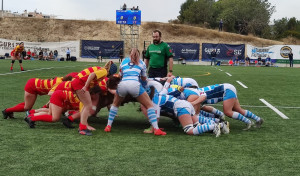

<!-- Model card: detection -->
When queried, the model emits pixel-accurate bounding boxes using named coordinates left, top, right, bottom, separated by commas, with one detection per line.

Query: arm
left=83, top=73, right=96, bottom=91
left=167, top=57, right=173, bottom=77
left=190, top=95, right=206, bottom=106
left=145, top=59, right=149, bottom=68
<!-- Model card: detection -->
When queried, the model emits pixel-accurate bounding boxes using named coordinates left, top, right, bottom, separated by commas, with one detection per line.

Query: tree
left=178, top=0, right=215, bottom=25
left=176, top=0, right=275, bottom=37
left=215, top=0, right=275, bottom=35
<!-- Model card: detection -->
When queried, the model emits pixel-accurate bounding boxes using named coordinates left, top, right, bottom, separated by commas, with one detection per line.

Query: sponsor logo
left=84, top=46, right=100, bottom=51
left=280, top=46, right=292, bottom=58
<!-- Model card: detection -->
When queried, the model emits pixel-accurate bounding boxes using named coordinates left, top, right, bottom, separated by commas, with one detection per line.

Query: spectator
left=49, top=50, right=54, bottom=60
left=219, top=19, right=223, bottom=31
left=38, top=50, right=43, bottom=60
left=43, top=50, right=48, bottom=60
left=98, top=51, right=103, bottom=63
left=257, top=55, right=262, bottom=66
left=66, top=48, right=71, bottom=61
left=228, top=59, right=234, bottom=66
left=145, top=29, right=174, bottom=78
left=26, top=49, right=32, bottom=60
left=131, top=6, right=135, bottom=10
left=180, top=57, right=186, bottom=65
left=122, top=3, right=127, bottom=10
left=53, top=50, right=58, bottom=61
left=210, top=49, right=217, bottom=66
left=288, top=51, right=293, bottom=68
left=245, top=55, right=250, bottom=66
left=234, top=56, right=240, bottom=66
left=136, top=6, right=139, bottom=10
left=119, top=48, right=124, bottom=63
left=265, top=55, right=271, bottom=67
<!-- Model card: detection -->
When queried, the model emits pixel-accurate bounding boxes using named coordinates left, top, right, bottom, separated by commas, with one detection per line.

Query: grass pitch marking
left=236, top=81, right=248, bottom=88
left=0, top=65, right=79, bottom=76
left=259, top=99, right=289, bottom=119
left=193, top=72, right=211, bottom=77
left=225, top=72, right=232, bottom=76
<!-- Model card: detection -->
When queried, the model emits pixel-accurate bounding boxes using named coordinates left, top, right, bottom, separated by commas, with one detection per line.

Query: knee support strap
left=19, top=60, right=22, bottom=63
left=183, top=124, right=193, bottom=133
left=11, top=60, right=15, bottom=64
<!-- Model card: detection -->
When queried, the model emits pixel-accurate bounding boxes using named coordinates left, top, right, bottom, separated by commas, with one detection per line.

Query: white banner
left=0, top=38, right=80, bottom=58
left=247, top=44, right=300, bottom=60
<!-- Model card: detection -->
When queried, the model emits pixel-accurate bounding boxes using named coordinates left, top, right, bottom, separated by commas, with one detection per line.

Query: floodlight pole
left=1, top=0, right=3, bottom=18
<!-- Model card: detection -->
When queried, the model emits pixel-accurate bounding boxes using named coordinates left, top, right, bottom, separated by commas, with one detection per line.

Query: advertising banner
left=202, top=43, right=245, bottom=61
left=168, top=42, right=199, bottom=61
left=0, top=38, right=80, bottom=58
left=81, top=40, right=124, bottom=59
left=247, top=44, right=300, bottom=63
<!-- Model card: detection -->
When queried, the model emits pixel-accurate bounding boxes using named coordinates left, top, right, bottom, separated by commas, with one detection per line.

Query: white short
left=183, top=78, right=199, bottom=88
left=174, top=100, right=195, bottom=117
left=117, top=80, right=145, bottom=98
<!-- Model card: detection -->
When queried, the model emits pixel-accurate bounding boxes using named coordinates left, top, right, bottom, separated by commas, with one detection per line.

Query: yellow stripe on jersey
left=95, top=69, right=107, bottom=80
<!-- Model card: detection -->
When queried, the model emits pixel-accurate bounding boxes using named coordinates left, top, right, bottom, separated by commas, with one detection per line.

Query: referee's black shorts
left=148, top=67, right=167, bottom=78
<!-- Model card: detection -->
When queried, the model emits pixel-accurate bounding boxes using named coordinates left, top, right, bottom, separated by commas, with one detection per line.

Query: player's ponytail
left=130, top=48, right=140, bottom=65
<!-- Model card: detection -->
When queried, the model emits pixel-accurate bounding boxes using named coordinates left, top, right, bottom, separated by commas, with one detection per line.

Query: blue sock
left=211, top=108, right=224, bottom=117
left=244, top=110, right=260, bottom=122
left=200, top=110, right=215, bottom=118
left=107, top=106, right=118, bottom=126
left=232, top=112, right=251, bottom=124
left=193, top=122, right=215, bottom=135
left=199, top=115, right=220, bottom=124
left=147, top=107, right=158, bottom=129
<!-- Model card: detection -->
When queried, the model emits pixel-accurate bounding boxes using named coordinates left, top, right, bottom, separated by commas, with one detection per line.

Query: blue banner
left=116, top=10, right=141, bottom=25
left=81, top=40, right=124, bottom=59
left=202, top=43, right=245, bottom=61
left=168, top=43, right=199, bottom=61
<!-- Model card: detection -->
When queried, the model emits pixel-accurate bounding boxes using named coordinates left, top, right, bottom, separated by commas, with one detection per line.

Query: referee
left=145, top=29, right=174, bottom=78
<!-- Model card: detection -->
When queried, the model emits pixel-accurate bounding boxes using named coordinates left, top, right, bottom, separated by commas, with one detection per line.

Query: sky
left=4, top=0, right=300, bottom=23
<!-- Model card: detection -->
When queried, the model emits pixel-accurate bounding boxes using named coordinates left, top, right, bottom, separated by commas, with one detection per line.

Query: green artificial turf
left=0, top=60, right=299, bottom=176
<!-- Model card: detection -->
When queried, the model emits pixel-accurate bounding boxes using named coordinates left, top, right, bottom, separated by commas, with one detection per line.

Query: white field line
left=259, top=99, right=289, bottom=119
left=219, top=69, right=223, bottom=71
left=0, top=65, right=81, bottom=76
left=225, top=72, right=232, bottom=76
left=209, top=104, right=300, bottom=109
left=236, top=81, right=248, bottom=88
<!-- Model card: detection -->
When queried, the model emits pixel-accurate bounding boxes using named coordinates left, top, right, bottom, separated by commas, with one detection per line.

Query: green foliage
left=177, top=0, right=275, bottom=37
left=1, top=60, right=300, bottom=175
left=273, top=17, right=300, bottom=39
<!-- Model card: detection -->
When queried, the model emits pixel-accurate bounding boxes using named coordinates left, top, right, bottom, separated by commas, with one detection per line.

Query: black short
left=148, top=67, right=167, bottom=78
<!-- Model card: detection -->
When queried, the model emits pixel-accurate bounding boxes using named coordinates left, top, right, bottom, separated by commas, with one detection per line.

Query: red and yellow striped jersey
left=62, top=90, right=80, bottom=110
left=12, top=45, right=24, bottom=54
left=75, top=66, right=107, bottom=82
left=34, top=77, right=63, bottom=95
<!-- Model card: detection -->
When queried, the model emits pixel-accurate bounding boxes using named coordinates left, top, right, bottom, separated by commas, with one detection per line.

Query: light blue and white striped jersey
left=198, top=84, right=224, bottom=104
left=171, top=77, right=199, bottom=88
left=167, top=87, right=206, bottom=100
left=152, top=92, right=179, bottom=115
left=119, top=57, right=147, bottom=81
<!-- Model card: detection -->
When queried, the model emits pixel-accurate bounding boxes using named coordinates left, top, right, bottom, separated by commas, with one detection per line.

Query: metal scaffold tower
left=120, top=24, right=139, bottom=50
